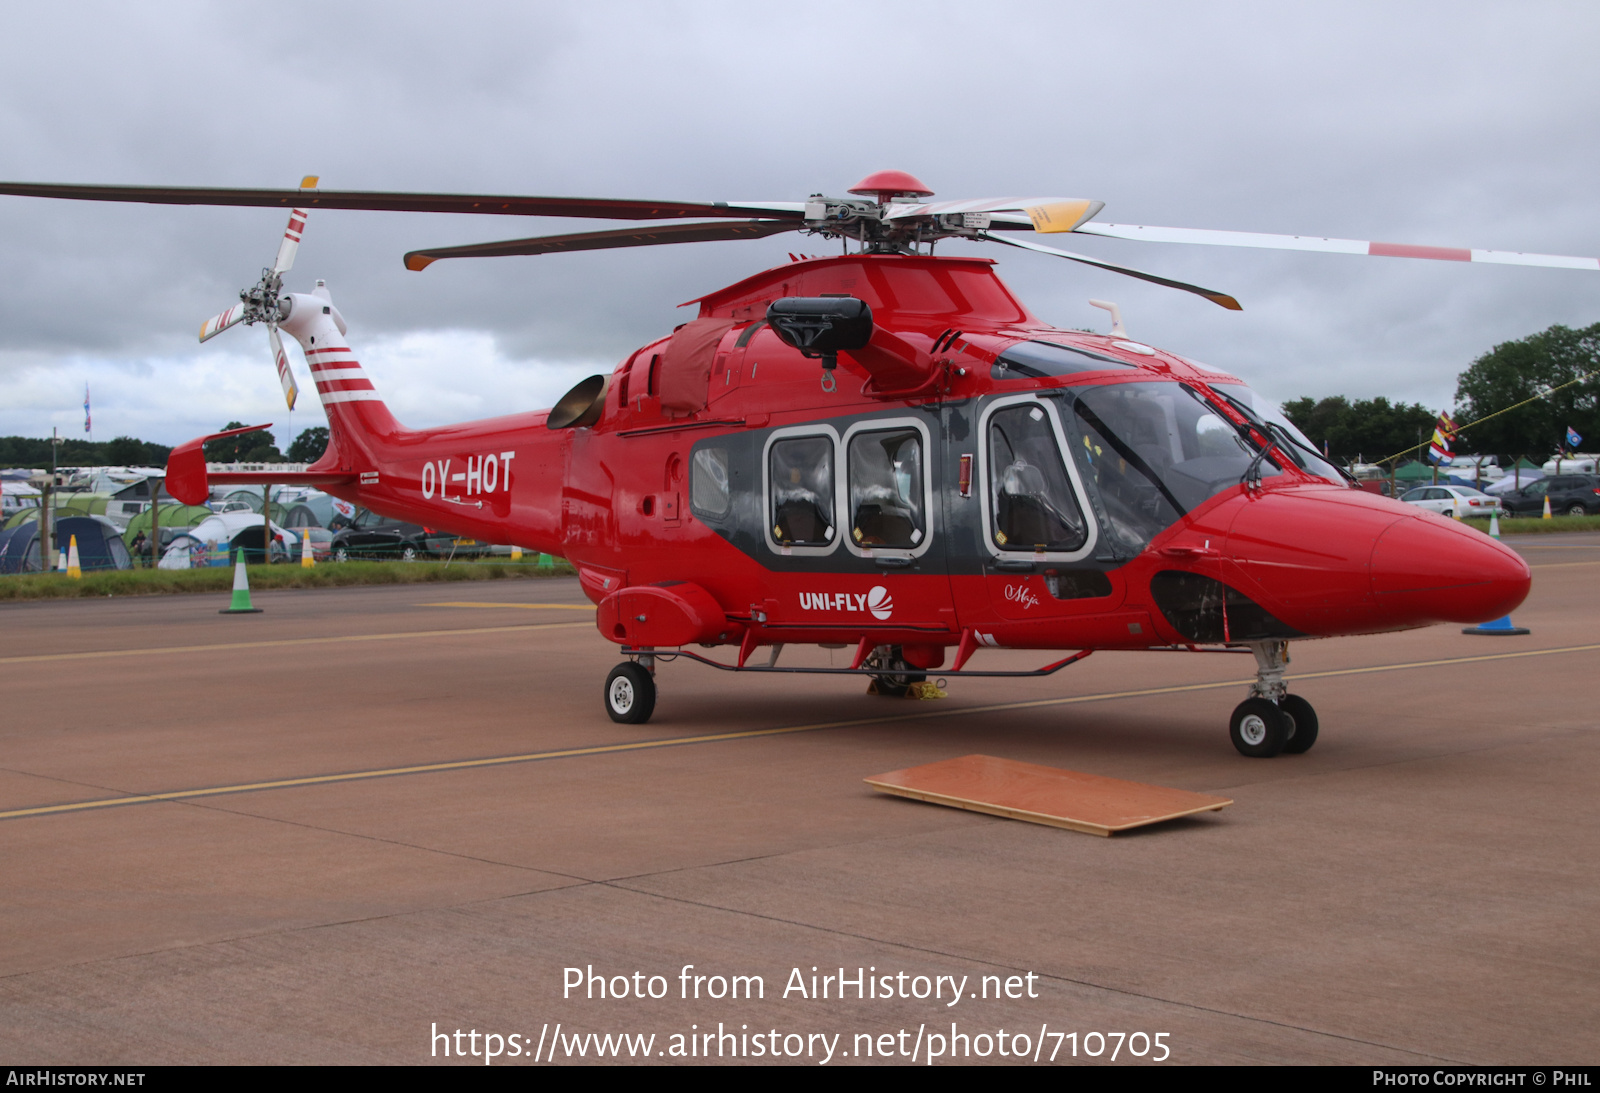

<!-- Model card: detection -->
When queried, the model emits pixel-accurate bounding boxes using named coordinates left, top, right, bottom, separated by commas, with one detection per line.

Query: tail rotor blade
left=272, top=176, right=320, bottom=274
left=199, top=303, right=247, bottom=343
left=272, top=206, right=310, bottom=274
left=269, top=324, right=299, bottom=410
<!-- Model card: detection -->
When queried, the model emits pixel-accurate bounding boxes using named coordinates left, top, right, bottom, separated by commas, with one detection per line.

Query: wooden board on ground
left=865, top=754, right=1233, bottom=836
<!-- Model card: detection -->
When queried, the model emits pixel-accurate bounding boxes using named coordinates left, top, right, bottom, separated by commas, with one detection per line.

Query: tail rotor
left=197, top=175, right=320, bottom=411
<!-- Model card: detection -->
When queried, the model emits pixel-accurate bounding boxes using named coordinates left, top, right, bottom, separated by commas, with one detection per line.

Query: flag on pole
left=83, top=384, right=91, bottom=435
left=1427, top=412, right=1458, bottom=466
left=1567, top=426, right=1584, bottom=449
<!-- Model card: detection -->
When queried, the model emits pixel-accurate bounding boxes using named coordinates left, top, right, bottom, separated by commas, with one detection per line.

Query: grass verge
left=1462, top=514, right=1600, bottom=534
left=0, top=559, right=577, bottom=601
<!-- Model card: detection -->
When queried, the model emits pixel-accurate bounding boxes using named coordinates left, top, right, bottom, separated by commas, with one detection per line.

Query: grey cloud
left=1, top=0, right=1597, bottom=438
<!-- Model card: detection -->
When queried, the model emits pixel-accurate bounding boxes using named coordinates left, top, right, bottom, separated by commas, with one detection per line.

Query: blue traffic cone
left=1463, top=615, right=1529, bottom=636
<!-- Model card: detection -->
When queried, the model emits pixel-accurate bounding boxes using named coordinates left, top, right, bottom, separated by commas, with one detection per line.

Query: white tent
left=159, top=512, right=297, bottom=569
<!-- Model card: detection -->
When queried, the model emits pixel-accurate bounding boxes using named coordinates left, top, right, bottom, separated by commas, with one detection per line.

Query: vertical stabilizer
left=278, top=289, right=404, bottom=471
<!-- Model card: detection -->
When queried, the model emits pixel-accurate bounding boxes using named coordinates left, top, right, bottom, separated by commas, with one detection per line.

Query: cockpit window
left=849, top=428, right=925, bottom=549
left=991, top=340, right=1136, bottom=380
left=769, top=436, right=835, bottom=546
left=1071, top=397, right=1187, bottom=552
left=987, top=403, right=1088, bottom=552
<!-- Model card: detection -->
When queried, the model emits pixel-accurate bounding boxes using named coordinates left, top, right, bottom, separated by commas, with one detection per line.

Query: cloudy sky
left=1, top=1, right=1597, bottom=451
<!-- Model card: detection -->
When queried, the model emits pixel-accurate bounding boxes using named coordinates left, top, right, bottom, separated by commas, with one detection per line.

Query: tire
left=604, top=662, right=656, bottom=724
left=1278, top=694, right=1320, bottom=754
left=1230, top=697, right=1289, bottom=758
left=1567, top=503, right=1586, bottom=517
left=333, top=546, right=350, bottom=563
left=401, top=544, right=419, bottom=562
left=869, top=646, right=925, bottom=697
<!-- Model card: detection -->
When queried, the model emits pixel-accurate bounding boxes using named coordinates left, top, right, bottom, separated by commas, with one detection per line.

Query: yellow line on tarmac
left=419, top=602, right=595, bottom=610
left=1529, top=560, right=1600, bottom=569
left=4, top=641, right=1597, bottom=823
left=0, top=621, right=593, bottom=666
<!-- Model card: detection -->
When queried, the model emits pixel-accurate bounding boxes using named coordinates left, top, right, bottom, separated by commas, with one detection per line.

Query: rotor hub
left=848, top=170, right=935, bottom=200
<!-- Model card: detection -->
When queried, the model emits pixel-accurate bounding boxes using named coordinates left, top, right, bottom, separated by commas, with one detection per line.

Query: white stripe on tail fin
left=278, top=287, right=401, bottom=468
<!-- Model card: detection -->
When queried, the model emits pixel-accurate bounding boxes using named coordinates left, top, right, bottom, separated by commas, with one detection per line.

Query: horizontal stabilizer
left=166, top=423, right=355, bottom=505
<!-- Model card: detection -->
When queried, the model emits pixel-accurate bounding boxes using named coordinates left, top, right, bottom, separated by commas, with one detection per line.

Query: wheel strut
left=1228, top=640, right=1318, bottom=757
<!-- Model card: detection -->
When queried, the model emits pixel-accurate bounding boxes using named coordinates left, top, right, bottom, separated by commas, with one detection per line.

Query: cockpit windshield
left=1209, top=384, right=1346, bottom=485
left=1064, top=381, right=1345, bottom=553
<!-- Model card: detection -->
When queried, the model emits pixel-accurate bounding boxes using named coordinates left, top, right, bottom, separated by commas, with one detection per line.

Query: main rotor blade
left=199, top=303, right=246, bottom=343
left=0, top=181, right=806, bottom=223
left=403, top=220, right=799, bottom=270
left=886, top=197, right=1105, bottom=233
left=979, top=232, right=1242, bottom=310
left=269, top=324, right=299, bottom=411
left=1072, top=222, right=1600, bottom=272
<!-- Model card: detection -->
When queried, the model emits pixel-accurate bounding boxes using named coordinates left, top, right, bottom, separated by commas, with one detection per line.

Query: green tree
left=203, top=422, right=253, bottom=463
left=288, top=426, right=329, bottom=463
left=1281, top=395, right=1437, bottom=463
left=104, top=436, right=147, bottom=465
left=1454, top=322, right=1600, bottom=457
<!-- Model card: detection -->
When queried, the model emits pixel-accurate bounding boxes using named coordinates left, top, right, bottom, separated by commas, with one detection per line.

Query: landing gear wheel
left=867, top=646, right=925, bottom=697
left=1230, top=697, right=1289, bottom=758
left=1278, top=694, right=1319, bottom=754
left=604, top=662, right=656, bottom=724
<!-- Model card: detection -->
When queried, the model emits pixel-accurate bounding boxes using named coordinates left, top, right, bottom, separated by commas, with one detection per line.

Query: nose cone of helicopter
left=1369, top=511, right=1531, bottom=624
left=1218, top=486, right=1530, bottom=635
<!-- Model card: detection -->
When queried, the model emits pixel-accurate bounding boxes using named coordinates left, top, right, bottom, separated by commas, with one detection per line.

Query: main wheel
left=604, top=662, right=656, bottom=724
left=868, top=647, right=925, bottom=697
left=1230, top=697, right=1289, bottom=758
left=1278, top=694, right=1320, bottom=754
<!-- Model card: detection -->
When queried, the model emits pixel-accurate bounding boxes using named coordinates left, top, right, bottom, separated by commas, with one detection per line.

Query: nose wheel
left=604, top=661, right=656, bottom=724
left=1230, top=641, right=1319, bottom=757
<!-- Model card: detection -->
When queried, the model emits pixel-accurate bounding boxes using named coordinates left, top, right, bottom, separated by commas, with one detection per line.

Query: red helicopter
left=4, top=169, right=1573, bottom=756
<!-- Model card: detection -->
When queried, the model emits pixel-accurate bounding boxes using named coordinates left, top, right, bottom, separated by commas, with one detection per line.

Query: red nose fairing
left=1216, top=484, right=1530, bottom=637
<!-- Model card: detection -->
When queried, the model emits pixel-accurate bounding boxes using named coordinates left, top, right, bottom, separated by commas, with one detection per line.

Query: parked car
left=1399, top=485, right=1502, bottom=518
left=293, top=526, right=336, bottom=561
left=1499, top=474, right=1600, bottom=517
left=328, top=508, right=457, bottom=561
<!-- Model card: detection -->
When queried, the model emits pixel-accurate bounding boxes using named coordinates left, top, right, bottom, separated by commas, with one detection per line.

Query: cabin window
left=848, top=428, right=925, bottom=549
left=769, top=436, right=835, bottom=546
left=986, top=403, right=1088, bottom=552
left=690, top=447, right=731, bottom=518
